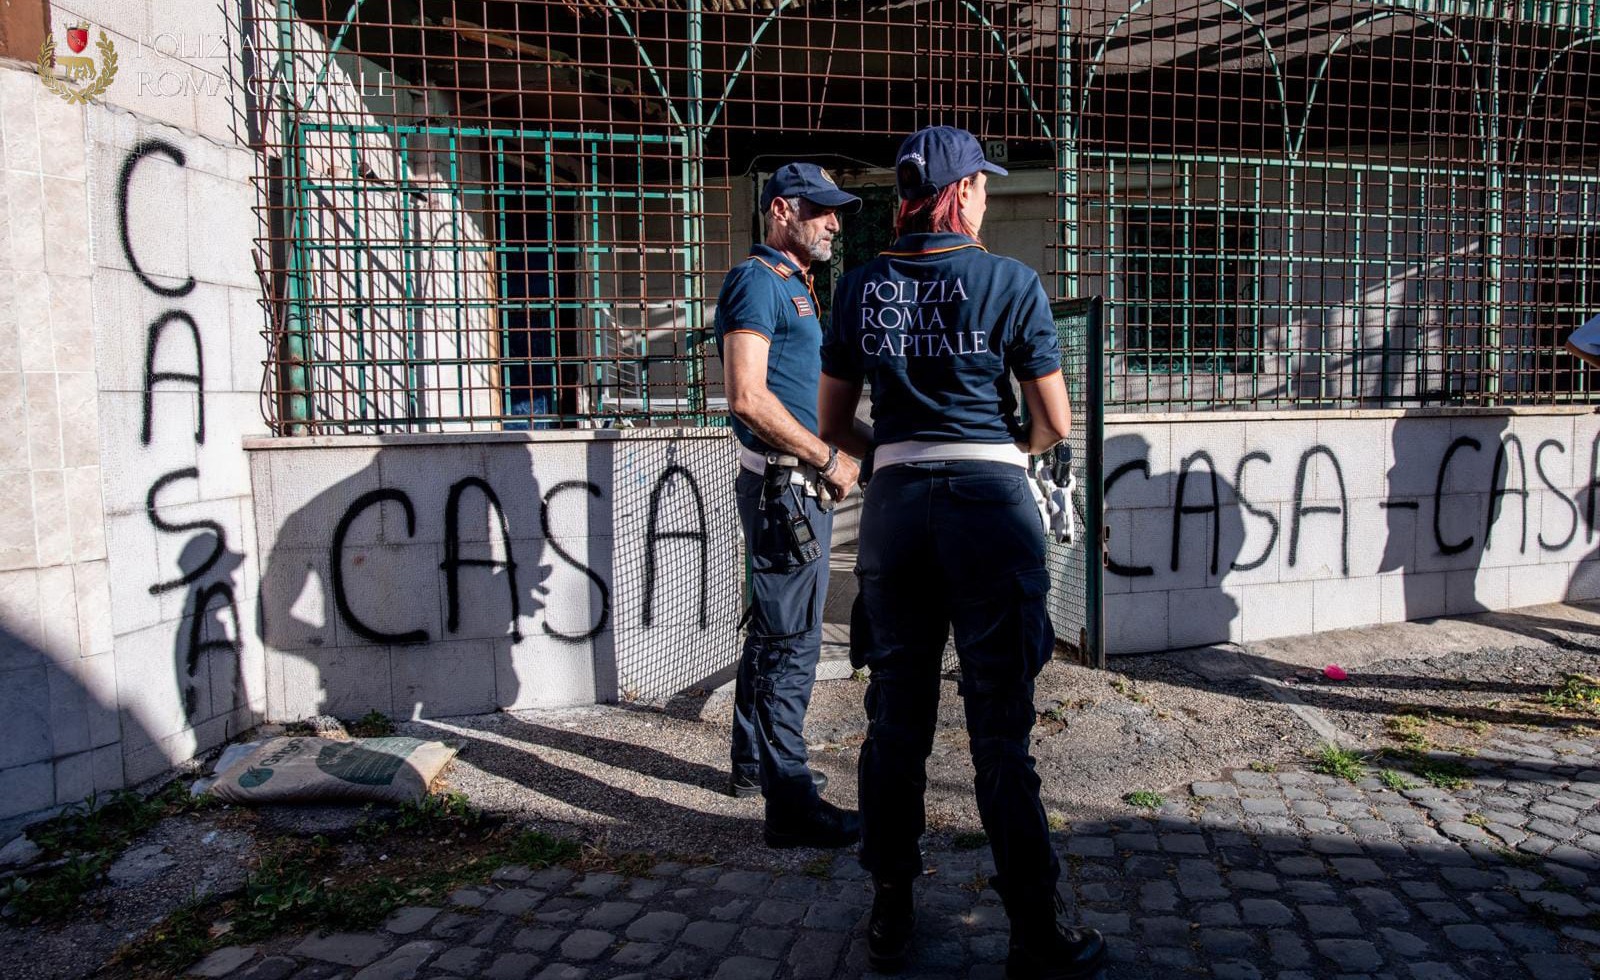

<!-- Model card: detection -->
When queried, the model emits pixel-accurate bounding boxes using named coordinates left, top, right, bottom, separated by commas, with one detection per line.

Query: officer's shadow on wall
left=255, top=448, right=559, bottom=720
left=1103, top=432, right=1244, bottom=653
left=174, top=531, right=246, bottom=725
left=253, top=445, right=751, bottom=839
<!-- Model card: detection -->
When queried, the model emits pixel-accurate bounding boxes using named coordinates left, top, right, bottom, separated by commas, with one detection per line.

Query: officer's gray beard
left=804, top=240, right=833, bottom=263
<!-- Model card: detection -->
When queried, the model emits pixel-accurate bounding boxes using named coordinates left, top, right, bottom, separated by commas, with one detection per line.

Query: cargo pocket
left=1014, top=567, right=1054, bottom=680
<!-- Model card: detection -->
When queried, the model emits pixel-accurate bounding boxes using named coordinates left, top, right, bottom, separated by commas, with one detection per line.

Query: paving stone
left=710, top=898, right=752, bottom=920
left=1329, top=857, right=1385, bottom=881
left=235, top=956, right=296, bottom=980
left=1266, top=928, right=1311, bottom=968
left=581, top=901, right=641, bottom=929
left=429, top=947, right=486, bottom=975
left=1416, top=901, right=1471, bottom=924
left=1241, top=898, right=1295, bottom=926
left=1080, top=910, right=1129, bottom=934
left=1197, top=928, right=1254, bottom=956
left=737, top=926, right=793, bottom=957
left=352, top=941, right=443, bottom=980
left=1302, top=905, right=1361, bottom=935
left=1524, top=890, right=1592, bottom=917
left=1210, top=961, right=1262, bottom=980
left=1114, top=832, right=1159, bottom=851
left=1547, top=844, right=1600, bottom=871
left=530, top=966, right=586, bottom=980
left=482, top=953, right=540, bottom=980
left=1518, top=953, right=1594, bottom=979
left=716, top=870, right=773, bottom=895
left=625, top=910, right=688, bottom=943
left=610, top=941, right=664, bottom=967
left=1229, top=870, right=1281, bottom=892
left=1139, top=880, right=1179, bottom=911
left=1378, top=927, right=1431, bottom=958
left=483, top=889, right=543, bottom=917
left=787, top=931, right=846, bottom=980
left=1066, top=836, right=1114, bottom=857
left=1407, top=962, right=1466, bottom=979
left=1349, top=887, right=1411, bottom=922
left=570, top=873, right=624, bottom=897
left=294, top=934, right=395, bottom=967
left=802, top=901, right=861, bottom=931
left=1441, top=924, right=1504, bottom=951
left=682, top=920, right=739, bottom=952
left=1079, top=881, right=1123, bottom=903
left=625, top=879, right=666, bottom=900
left=1527, top=819, right=1580, bottom=841
left=1141, top=916, right=1191, bottom=946
left=1493, top=922, right=1559, bottom=952
left=1195, top=902, right=1240, bottom=927
left=768, top=876, right=820, bottom=902
left=512, top=928, right=562, bottom=952
left=385, top=908, right=442, bottom=936
left=1315, top=938, right=1384, bottom=972
left=559, top=929, right=615, bottom=960
left=1193, top=781, right=1238, bottom=798
left=526, top=868, right=576, bottom=890
left=468, top=915, right=508, bottom=948
left=189, top=946, right=259, bottom=977
left=1283, top=880, right=1338, bottom=903
left=1160, top=833, right=1209, bottom=854
left=1275, top=856, right=1325, bottom=876
left=711, top=955, right=778, bottom=980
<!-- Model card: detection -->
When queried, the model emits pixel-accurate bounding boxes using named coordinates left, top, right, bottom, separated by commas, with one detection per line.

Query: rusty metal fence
left=243, top=1, right=1600, bottom=432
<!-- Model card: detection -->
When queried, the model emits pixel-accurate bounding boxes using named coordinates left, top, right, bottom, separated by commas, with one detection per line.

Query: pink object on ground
left=1323, top=664, right=1348, bottom=681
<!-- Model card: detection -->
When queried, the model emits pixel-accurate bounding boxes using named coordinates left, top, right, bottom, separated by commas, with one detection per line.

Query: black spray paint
left=541, top=481, right=611, bottom=642
left=643, top=464, right=709, bottom=628
left=442, top=477, right=522, bottom=642
left=330, top=488, right=429, bottom=645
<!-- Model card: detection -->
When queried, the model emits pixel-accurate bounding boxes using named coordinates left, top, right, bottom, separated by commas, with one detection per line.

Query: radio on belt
left=763, top=451, right=825, bottom=563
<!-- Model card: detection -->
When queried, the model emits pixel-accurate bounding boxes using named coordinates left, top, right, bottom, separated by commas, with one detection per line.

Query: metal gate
left=1047, top=296, right=1105, bottom=669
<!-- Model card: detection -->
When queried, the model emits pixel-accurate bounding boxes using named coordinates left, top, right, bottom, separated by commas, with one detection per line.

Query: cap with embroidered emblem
left=760, top=162, right=863, bottom=213
left=894, top=126, right=1009, bottom=201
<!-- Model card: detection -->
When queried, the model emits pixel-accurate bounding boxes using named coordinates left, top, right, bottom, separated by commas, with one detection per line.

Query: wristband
left=821, top=447, right=839, bottom=476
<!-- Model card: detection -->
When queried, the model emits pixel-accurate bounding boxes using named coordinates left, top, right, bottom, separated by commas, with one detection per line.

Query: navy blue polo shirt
left=822, top=232, right=1061, bottom=445
left=714, top=244, right=824, bottom=452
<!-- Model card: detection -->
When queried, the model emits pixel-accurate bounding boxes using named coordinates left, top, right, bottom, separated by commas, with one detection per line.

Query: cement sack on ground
left=208, top=736, right=457, bottom=806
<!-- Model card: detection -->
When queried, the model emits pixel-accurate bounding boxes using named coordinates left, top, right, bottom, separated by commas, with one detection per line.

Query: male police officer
left=715, top=163, right=863, bottom=848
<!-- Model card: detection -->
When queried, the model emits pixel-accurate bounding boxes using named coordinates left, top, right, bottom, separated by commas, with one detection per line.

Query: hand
left=821, top=452, right=861, bottom=501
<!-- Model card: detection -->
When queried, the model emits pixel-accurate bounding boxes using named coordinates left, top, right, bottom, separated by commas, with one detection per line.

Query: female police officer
left=818, top=127, right=1105, bottom=979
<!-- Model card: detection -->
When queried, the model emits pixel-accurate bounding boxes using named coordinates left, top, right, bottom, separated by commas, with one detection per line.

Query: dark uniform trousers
left=731, top=468, right=833, bottom=811
left=854, top=459, right=1060, bottom=907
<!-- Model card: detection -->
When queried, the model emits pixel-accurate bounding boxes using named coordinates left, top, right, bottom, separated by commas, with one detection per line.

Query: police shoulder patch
left=792, top=295, right=814, bottom=317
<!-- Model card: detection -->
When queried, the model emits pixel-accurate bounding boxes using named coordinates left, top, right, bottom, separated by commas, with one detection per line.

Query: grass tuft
left=1123, top=790, right=1165, bottom=809
left=1312, top=744, right=1367, bottom=783
left=1541, top=675, right=1600, bottom=715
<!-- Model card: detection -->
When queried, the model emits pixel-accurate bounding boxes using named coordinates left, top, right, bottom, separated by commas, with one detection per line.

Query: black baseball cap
left=894, top=126, right=1009, bottom=201
left=759, top=162, right=862, bottom=213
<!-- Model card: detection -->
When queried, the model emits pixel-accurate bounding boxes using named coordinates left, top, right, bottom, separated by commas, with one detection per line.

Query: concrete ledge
left=1107, top=405, right=1600, bottom=426
left=243, top=427, right=734, bottom=452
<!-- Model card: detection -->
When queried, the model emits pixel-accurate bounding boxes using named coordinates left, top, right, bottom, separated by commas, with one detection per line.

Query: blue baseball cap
left=759, top=162, right=862, bottom=213
left=894, top=126, right=1009, bottom=200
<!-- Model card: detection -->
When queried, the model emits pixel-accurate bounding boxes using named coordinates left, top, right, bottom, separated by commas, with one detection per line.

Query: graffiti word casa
left=859, top=277, right=989, bottom=356
left=37, top=22, right=118, bottom=105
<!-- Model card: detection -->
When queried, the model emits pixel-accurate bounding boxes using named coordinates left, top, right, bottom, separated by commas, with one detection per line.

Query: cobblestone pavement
left=190, top=726, right=1600, bottom=980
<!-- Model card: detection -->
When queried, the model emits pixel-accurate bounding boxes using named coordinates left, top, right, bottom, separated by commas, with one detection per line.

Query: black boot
left=867, top=878, right=917, bottom=973
left=763, top=798, right=861, bottom=849
left=1005, top=895, right=1106, bottom=980
left=728, top=768, right=829, bottom=799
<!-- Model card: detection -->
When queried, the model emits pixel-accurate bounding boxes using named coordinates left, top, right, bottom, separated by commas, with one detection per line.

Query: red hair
left=894, top=178, right=979, bottom=240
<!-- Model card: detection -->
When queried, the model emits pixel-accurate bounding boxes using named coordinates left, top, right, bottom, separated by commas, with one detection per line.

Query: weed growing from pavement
left=1047, top=812, right=1068, bottom=832
left=109, top=795, right=607, bottom=978
left=951, top=831, right=990, bottom=850
left=1312, top=744, right=1367, bottom=783
left=0, top=783, right=209, bottom=924
left=1247, top=761, right=1277, bottom=773
left=1378, top=769, right=1417, bottom=791
left=802, top=856, right=834, bottom=879
left=1465, top=812, right=1490, bottom=828
left=346, top=709, right=397, bottom=737
left=1109, top=677, right=1147, bottom=704
left=1383, top=748, right=1474, bottom=790
left=960, top=870, right=990, bottom=894
left=1493, top=846, right=1538, bottom=867
left=1123, top=790, right=1165, bottom=809
left=1383, top=714, right=1432, bottom=750
left=1541, top=675, right=1600, bottom=715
